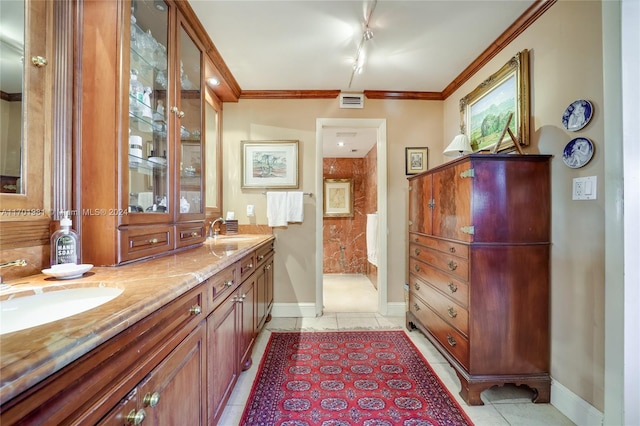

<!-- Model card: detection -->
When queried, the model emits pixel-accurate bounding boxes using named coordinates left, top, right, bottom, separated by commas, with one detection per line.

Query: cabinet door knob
left=446, top=334, right=457, bottom=347
left=31, top=56, right=48, bottom=67
left=448, top=260, right=457, bottom=271
left=447, top=306, right=457, bottom=318
left=224, top=280, right=234, bottom=287
left=448, top=282, right=458, bottom=293
left=126, top=409, right=146, bottom=425
left=265, top=264, right=271, bottom=270
left=143, top=392, right=160, bottom=407
left=257, top=255, right=264, bottom=260
left=189, top=305, right=202, bottom=315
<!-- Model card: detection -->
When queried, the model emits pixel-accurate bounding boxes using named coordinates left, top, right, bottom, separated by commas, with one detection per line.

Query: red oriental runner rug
left=240, top=330, right=473, bottom=425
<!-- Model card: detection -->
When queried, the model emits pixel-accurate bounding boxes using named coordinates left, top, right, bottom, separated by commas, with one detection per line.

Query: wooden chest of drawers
left=406, top=154, right=551, bottom=406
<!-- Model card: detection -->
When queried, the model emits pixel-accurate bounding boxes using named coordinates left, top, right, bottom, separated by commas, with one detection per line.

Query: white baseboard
left=271, top=302, right=406, bottom=318
left=271, top=303, right=317, bottom=318
left=552, top=378, right=603, bottom=425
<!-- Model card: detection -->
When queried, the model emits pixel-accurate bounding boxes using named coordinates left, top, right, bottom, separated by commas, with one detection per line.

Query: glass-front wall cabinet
left=177, top=23, right=203, bottom=218
left=128, top=0, right=170, bottom=214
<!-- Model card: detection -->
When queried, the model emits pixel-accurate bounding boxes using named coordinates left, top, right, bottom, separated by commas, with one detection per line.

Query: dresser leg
left=455, top=372, right=486, bottom=405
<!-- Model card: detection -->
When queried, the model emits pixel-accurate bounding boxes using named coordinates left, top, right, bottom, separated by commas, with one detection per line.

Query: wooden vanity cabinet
left=255, top=241, right=275, bottom=331
left=0, top=285, right=206, bottom=425
left=79, top=0, right=207, bottom=266
left=406, top=154, right=551, bottom=406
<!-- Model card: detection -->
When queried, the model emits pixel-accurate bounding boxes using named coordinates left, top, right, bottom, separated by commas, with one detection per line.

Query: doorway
left=315, top=118, right=387, bottom=316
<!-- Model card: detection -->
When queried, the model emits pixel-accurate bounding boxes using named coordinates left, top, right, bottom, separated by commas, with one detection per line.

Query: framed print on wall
left=459, top=49, right=530, bottom=152
left=405, top=147, right=428, bottom=175
left=323, top=178, right=354, bottom=217
left=241, top=140, right=299, bottom=188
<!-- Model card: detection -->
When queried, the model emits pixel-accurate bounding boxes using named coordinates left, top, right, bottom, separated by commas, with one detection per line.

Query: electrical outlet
left=572, top=176, right=597, bottom=200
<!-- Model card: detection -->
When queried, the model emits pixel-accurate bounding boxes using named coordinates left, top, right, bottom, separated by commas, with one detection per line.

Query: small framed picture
left=323, top=178, right=354, bottom=217
left=405, top=147, right=428, bottom=175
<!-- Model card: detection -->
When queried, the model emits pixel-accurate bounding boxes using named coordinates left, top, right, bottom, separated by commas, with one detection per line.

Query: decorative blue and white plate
left=562, top=137, right=594, bottom=168
left=562, top=99, right=593, bottom=131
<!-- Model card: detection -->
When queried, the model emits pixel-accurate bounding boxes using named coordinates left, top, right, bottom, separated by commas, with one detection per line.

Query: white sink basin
left=0, top=285, right=123, bottom=335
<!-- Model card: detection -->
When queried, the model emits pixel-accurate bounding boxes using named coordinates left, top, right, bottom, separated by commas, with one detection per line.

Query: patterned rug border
left=240, top=330, right=474, bottom=425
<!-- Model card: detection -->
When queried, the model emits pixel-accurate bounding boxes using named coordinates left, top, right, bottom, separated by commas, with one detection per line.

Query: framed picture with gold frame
left=323, top=178, right=353, bottom=217
left=460, top=49, right=530, bottom=152
left=241, top=140, right=299, bottom=188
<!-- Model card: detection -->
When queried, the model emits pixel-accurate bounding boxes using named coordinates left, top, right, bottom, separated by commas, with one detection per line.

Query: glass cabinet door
left=177, top=23, right=203, bottom=216
left=128, top=0, right=169, bottom=214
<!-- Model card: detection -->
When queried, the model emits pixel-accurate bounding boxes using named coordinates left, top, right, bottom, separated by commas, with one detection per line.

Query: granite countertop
left=0, top=234, right=273, bottom=404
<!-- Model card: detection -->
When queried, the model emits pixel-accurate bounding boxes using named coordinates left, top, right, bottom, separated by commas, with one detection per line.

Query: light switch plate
left=246, top=205, right=255, bottom=217
left=572, top=176, right=597, bottom=200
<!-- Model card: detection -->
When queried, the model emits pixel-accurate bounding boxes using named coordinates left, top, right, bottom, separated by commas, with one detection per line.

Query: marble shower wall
left=323, top=144, right=377, bottom=274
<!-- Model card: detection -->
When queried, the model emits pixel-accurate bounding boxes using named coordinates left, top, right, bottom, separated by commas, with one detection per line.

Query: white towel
left=286, top=191, right=304, bottom=223
left=266, top=192, right=288, bottom=227
left=366, top=213, right=378, bottom=266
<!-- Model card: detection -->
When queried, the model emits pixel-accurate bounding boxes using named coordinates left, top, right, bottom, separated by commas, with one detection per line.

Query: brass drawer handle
left=447, top=306, right=457, bottom=318
left=413, top=282, right=420, bottom=291
left=448, top=260, right=457, bottom=271
left=246, top=263, right=254, bottom=270
left=257, top=254, right=264, bottom=260
left=413, top=303, right=420, bottom=311
left=414, top=264, right=420, bottom=272
left=224, top=280, right=234, bottom=287
left=191, top=232, right=198, bottom=237
left=143, top=392, right=160, bottom=407
left=448, top=282, right=458, bottom=293
left=31, top=56, right=48, bottom=67
left=189, top=305, right=202, bottom=315
left=149, top=238, right=159, bottom=245
left=446, top=334, right=457, bottom=347
left=414, top=248, right=421, bottom=256
left=265, top=264, right=271, bottom=270
left=126, top=409, right=146, bottom=425
left=449, top=246, right=456, bottom=253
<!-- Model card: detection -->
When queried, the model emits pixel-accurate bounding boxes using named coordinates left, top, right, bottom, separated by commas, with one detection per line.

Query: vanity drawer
left=255, top=241, right=274, bottom=268
left=118, top=225, right=173, bottom=263
left=409, top=244, right=469, bottom=281
left=410, top=293, right=469, bottom=370
left=240, top=252, right=256, bottom=281
left=175, top=223, right=205, bottom=249
left=409, top=233, right=469, bottom=260
left=208, top=262, right=239, bottom=311
left=410, top=276, right=468, bottom=336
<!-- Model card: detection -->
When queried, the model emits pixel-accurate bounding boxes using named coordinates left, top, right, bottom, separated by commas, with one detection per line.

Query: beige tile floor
left=323, top=273, right=378, bottom=313
left=217, top=313, right=575, bottom=425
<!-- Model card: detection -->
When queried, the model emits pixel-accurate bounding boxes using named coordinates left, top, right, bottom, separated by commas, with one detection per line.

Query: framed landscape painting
left=460, top=49, right=530, bottom=152
left=241, top=140, right=299, bottom=188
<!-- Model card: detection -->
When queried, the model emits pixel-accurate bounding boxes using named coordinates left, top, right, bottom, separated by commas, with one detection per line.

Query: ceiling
left=190, top=0, right=536, bottom=157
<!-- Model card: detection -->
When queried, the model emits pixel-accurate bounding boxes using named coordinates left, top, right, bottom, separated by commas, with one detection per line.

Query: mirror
left=0, top=0, right=25, bottom=194
left=0, top=0, right=48, bottom=210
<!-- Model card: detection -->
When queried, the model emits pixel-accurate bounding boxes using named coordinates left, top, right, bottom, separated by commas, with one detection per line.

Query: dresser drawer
left=409, top=233, right=469, bottom=259
left=118, top=225, right=173, bottom=263
left=410, top=293, right=469, bottom=369
left=175, top=223, right=205, bottom=249
left=409, top=265, right=468, bottom=308
left=410, top=277, right=468, bottom=336
left=208, top=262, right=239, bottom=311
left=410, top=244, right=469, bottom=281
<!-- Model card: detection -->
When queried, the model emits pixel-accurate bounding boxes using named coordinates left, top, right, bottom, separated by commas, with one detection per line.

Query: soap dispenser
left=50, top=212, right=80, bottom=266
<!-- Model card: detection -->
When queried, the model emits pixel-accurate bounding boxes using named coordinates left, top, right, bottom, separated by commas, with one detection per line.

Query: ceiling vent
left=339, top=93, right=364, bottom=109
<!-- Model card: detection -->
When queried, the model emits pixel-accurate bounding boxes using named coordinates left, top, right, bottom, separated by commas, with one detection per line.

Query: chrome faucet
left=208, top=217, right=226, bottom=238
